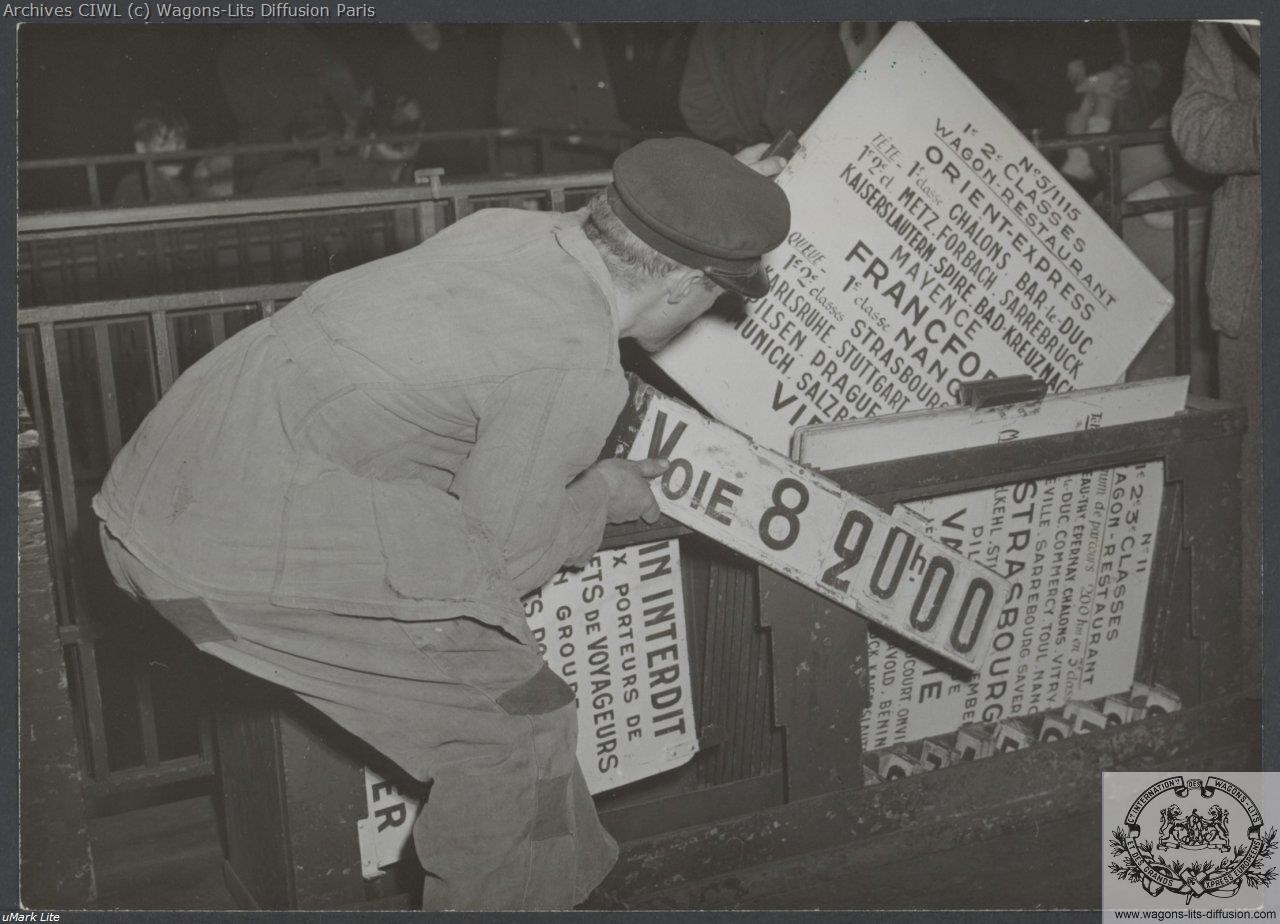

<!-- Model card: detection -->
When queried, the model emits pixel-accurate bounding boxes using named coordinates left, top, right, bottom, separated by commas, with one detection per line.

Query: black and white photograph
left=8, top=4, right=1271, bottom=915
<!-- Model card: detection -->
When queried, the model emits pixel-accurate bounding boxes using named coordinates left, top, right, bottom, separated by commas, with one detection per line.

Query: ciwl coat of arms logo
left=1109, top=775, right=1277, bottom=904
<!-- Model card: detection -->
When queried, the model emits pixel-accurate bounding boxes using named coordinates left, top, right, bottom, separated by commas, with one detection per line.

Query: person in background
left=247, top=105, right=405, bottom=197
left=678, top=22, right=882, bottom=152
left=1055, top=48, right=1214, bottom=393
left=1171, top=21, right=1261, bottom=693
left=217, top=25, right=369, bottom=189
left=496, top=23, right=628, bottom=173
left=191, top=149, right=236, bottom=200
left=597, top=24, right=695, bottom=134
left=111, top=102, right=193, bottom=206
left=1060, top=57, right=1177, bottom=195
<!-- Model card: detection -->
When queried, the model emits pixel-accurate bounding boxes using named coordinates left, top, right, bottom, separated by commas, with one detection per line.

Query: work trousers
left=100, top=525, right=619, bottom=910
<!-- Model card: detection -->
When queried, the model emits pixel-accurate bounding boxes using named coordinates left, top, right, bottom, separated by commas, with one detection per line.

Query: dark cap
left=607, top=137, right=790, bottom=299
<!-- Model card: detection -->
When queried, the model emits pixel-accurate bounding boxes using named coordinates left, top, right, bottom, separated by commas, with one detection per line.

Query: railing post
left=143, top=154, right=158, bottom=204
left=150, top=310, right=176, bottom=393
left=485, top=134, right=498, bottom=175
left=92, top=323, right=123, bottom=457
left=1173, top=207, right=1192, bottom=377
left=1106, top=142, right=1124, bottom=233
left=86, top=164, right=101, bottom=208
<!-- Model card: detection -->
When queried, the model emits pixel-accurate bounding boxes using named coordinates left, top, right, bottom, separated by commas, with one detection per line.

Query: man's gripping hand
left=734, top=142, right=787, bottom=179
left=583, top=458, right=670, bottom=524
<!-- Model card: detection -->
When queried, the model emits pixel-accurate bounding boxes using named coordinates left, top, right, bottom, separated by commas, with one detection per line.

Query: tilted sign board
left=357, top=540, right=697, bottom=878
left=792, top=376, right=1190, bottom=469
left=613, top=382, right=1011, bottom=672
left=791, top=378, right=1186, bottom=747
left=525, top=539, right=699, bottom=793
left=655, top=21, right=1173, bottom=454
left=357, top=769, right=418, bottom=879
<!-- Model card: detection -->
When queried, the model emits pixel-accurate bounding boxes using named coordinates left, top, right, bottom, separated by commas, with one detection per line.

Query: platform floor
left=85, top=794, right=1101, bottom=911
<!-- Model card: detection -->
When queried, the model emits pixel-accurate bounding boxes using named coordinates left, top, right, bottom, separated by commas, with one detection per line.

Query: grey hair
left=582, top=191, right=682, bottom=289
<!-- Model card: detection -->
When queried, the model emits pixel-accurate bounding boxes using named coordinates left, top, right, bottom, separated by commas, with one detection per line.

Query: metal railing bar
left=36, top=324, right=81, bottom=552
left=1031, top=128, right=1171, bottom=152
left=197, top=714, right=214, bottom=764
left=86, top=164, right=101, bottom=209
left=20, top=127, right=649, bottom=172
left=66, top=629, right=114, bottom=783
left=150, top=312, right=176, bottom=394
left=134, top=671, right=162, bottom=767
left=1106, top=145, right=1125, bottom=233
left=484, top=134, right=498, bottom=175
left=18, top=171, right=615, bottom=235
left=17, top=281, right=309, bottom=326
left=92, top=323, right=123, bottom=458
left=1122, top=193, right=1211, bottom=217
left=81, top=754, right=213, bottom=797
left=1173, top=208, right=1193, bottom=377
left=21, top=331, right=76, bottom=625
left=209, top=310, right=229, bottom=348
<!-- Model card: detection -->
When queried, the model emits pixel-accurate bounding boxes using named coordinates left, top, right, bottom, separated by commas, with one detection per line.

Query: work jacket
left=95, top=209, right=629, bottom=634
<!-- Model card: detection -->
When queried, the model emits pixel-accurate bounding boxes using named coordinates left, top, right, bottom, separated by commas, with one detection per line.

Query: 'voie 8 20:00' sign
left=610, top=382, right=1010, bottom=672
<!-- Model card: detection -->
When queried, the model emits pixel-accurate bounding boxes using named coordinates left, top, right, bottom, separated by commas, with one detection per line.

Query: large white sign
left=525, top=539, right=699, bottom=792
left=656, top=22, right=1173, bottom=453
left=619, top=383, right=1010, bottom=672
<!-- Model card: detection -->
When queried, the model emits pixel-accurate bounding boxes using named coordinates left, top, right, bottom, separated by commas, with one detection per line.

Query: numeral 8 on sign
left=758, top=478, right=810, bottom=550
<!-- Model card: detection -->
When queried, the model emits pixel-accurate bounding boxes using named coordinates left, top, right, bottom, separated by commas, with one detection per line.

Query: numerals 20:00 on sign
left=619, top=384, right=1010, bottom=672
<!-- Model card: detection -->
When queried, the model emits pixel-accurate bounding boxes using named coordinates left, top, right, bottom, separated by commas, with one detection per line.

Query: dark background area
left=17, top=21, right=1192, bottom=160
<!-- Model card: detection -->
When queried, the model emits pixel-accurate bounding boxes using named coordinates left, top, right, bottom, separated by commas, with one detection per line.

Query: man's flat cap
left=607, top=137, right=791, bottom=298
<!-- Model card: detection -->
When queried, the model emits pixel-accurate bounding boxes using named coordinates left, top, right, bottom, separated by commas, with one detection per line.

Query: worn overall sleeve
left=1172, top=24, right=1261, bottom=175
left=451, top=367, right=626, bottom=596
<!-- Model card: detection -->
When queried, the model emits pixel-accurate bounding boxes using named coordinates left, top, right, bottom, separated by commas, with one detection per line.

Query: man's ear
left=134, top=140, right=148, bottom=155
left=666, top=268, right=708, bottom=304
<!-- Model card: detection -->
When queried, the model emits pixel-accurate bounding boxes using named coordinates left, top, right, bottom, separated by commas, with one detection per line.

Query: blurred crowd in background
left=18, top=21, right=1197, bottom=208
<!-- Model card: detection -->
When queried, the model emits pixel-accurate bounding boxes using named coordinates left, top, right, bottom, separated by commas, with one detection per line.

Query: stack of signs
left=655, top=21, right=1172, bottom=452
left=358, top=540, right=698, bottom=879
left=861, top=681, right=1183, bottom=785
left=648, top=23, right=1180, bottom=759
left=792, top=377, right=1187, bottom=747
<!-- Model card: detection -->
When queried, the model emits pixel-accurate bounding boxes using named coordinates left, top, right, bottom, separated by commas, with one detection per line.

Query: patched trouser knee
left=412, top=660, right=618, bottom=911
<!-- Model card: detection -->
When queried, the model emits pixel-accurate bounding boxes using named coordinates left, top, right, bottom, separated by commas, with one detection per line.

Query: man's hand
left=734, top=142, right=787, bottom=179
left=584, top=458, right=669, bottom=524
